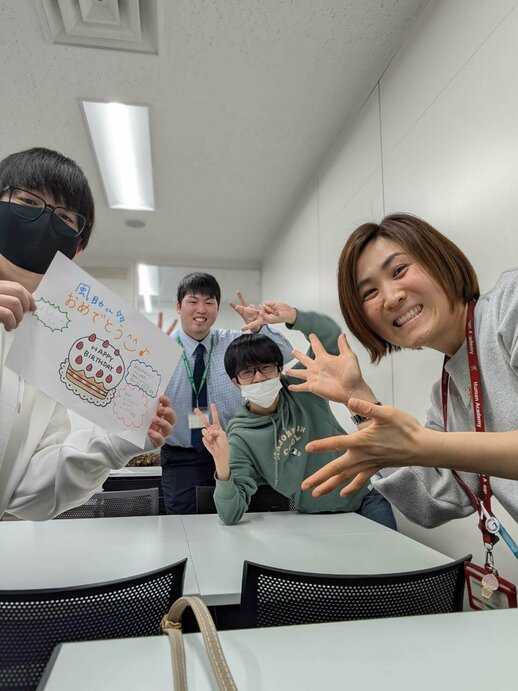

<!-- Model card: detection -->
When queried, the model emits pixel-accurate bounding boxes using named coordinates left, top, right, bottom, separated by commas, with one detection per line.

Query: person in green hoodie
left=194, top=300, right=396, bottom=528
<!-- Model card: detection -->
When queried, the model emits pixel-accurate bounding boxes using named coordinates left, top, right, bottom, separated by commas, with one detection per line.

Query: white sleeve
left=8, top=403, right=146, bottom=521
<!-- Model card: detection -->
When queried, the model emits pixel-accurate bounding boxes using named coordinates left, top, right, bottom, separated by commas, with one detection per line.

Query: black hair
left=224, top=334, right=283, bottom=380
left=0, top=147, right=95, bottom=248
left=177, top=272, right=221, bottom=306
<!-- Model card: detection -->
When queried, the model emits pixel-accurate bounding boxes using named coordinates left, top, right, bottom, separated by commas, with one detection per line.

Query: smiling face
left=356, top=237, right=467, bottom=356
left=176, top=291, right=219, bottom=340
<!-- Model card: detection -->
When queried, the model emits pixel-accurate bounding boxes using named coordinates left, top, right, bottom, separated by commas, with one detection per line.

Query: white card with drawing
left=6, top=252, right=181, bottom=448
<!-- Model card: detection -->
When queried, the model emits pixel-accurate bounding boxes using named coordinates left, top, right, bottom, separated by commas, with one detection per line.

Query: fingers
left=157, top=394, right=173, bottom=413
left=0, top=301, right=23, bottom=331
left=285, top=368, right=307, bottom=381
left=348, top=398, right=388, bottom=423
left=194, top=407, right=210, bottom=427
left=229, top=301, right=246, bottom=315
left=301, top=455, right=352, bottom=496
left=0, top=281, right=37, bottom=313
left=0, top=281, right=37, bottom=331
left=291, top=348, right=312, bottom=367
left=262, top=301, right=280, bottom=316
left=311, top=469, right=374, bottom=498
left=307, top=333, right=326, bottom=355
left=157, top=313, right=177, bottom=336
left=310, top=472, right=351, bottom=497
left=339, top=470, right=376, bottom=497
left=305, top=434, right=350, bottom=453
left=147, top=409, right=175, bottom=447
left=337, top=332, right=353, bottom=355
left=287, top=382, right=310, bottom=393
left=165, top=318, right=177, bottom=336
left=241, top=317, right=264, bottom=332
left=236, top=290, right=247, bottom=306
left=210, top=402, right=221, bottom=427
left=147, top=429, right=164, bottom=448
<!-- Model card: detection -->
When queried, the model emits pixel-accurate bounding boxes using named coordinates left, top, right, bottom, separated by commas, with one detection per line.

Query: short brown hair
left=338, top=213, right=479, bottom=363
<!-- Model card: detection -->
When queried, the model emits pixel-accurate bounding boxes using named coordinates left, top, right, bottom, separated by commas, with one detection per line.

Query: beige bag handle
left=161, top=595, right=238, bottom=691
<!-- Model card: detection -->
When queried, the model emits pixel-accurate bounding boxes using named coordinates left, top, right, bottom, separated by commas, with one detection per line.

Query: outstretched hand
left=0, top=280, right=37, bottom=331
left=146, top=395, right=176, bottom=448
left=194, top=403, right=231, bottom=479
left=157, top=311, right=178, bottom=336
left=301, top=399, right=425, bottom=497
left=287, top=332, right=372, bottom=405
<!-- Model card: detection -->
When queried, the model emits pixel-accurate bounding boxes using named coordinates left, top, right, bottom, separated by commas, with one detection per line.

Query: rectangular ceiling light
left=81, top=100, right=155, bottom=211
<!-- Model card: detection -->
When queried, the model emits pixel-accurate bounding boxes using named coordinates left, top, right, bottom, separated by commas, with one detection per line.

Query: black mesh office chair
left=195, top=484, right=295, bottom=514
left=0, top=559, right=186, bottom=691
left=239, top=555, right=471, bottom=628
left=55, top=488, right=159, bottom=519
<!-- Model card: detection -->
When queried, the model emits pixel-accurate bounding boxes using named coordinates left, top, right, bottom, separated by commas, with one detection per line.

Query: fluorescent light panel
left=138, top=264, right=159, bottom=296
left=82, top=100, right=155, bottom=211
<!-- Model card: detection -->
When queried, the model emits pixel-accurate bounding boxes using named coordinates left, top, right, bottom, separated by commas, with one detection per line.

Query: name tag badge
left=188, top=407, right=209, bottom=429
left=465, top=562, right=517, bottom=610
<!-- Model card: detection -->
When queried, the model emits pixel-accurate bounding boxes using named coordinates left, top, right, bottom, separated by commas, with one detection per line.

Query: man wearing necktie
left=160, top=272, right=293, bottom=514
left=191, top=343, right=207, bottom=452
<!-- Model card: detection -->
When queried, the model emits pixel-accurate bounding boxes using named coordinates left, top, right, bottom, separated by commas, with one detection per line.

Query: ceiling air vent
left=34, top=0, right=161, bottom=54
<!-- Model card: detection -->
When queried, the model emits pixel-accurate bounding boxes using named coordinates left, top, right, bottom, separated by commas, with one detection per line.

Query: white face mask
left=240, top=376, right=283, bottom=409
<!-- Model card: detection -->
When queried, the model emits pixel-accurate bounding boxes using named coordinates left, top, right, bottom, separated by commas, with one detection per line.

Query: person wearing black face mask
left=0, top=185, right=85, bottom=276
left=0, top=147, right=175, bottom=520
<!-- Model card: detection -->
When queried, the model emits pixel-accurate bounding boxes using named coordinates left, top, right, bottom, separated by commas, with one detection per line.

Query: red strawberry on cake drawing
left=59, top=333, right=126, bottom=406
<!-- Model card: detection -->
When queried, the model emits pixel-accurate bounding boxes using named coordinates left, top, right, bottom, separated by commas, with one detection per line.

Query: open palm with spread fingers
left=194, top=403, right=231, bottom=479
left=287, top=332, right=375, bottom=405
left=302, top=399, right=425, bottom=497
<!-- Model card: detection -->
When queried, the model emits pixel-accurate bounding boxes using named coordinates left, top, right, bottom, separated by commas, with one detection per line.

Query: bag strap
left=161, top=595, right=238, bottom=691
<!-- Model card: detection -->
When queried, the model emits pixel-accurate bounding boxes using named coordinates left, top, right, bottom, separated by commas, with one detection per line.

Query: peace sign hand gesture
left=157, top=311, right=178, bottom=336
left=194, top=403, right=231, bottom=480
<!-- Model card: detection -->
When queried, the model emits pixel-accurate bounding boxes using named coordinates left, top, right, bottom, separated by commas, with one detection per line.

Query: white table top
left=108, top=466, right=162, bottom=477
left=0, top=512, right=450, bottom=607
left=39, top=608, right=518, bottom=691
left=181, top=512, right=451, bottom=605
left=0, top=515, right=199, bottom=596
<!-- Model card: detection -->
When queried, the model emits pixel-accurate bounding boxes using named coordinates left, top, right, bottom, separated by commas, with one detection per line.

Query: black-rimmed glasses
left=1, top=186, right=88, bottom=236
left=237, top=363, right=280, bottom=383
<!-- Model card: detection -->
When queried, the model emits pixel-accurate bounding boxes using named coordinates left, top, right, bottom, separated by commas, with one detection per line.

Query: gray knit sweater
left=374, top=269, right=518, bottom=527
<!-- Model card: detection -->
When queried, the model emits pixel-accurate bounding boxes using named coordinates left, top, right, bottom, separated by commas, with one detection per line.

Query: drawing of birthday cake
left=60, top=333, right=125, bottom=406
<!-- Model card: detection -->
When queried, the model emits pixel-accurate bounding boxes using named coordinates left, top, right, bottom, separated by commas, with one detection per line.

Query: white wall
left=263, top=0, right=518, bottom=582
left=136, top=265, right=262, bottom=332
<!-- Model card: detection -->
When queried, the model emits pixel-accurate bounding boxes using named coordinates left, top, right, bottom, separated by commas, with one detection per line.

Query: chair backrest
left=195, top=484, right=295, bottom=514
left=55, top=488, right=159, bottom=519
left=0, top=559, right=186, bottom=691
left=239, top=555, right=471, bottom=628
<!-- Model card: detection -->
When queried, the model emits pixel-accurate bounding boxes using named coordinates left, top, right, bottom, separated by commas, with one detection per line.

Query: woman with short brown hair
left=287, top=213, right=518, bottom=531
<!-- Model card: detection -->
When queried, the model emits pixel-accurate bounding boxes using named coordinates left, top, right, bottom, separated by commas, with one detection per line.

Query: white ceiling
left=0, top=0, right=427, bottom=270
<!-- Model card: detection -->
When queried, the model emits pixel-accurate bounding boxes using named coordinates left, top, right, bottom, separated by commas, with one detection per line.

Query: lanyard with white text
left=441, top=300, right=518, bottom=562
left=177, top=334, right=214, bottom=405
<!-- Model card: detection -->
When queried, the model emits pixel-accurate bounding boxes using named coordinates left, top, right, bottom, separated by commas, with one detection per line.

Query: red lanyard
left=441, top=300, right=497, bottom=549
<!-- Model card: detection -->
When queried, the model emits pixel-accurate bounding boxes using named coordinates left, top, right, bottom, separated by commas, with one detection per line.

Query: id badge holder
left=188, top=407, right=209, bottom=429
left=465, top=561, right=517, bottom=611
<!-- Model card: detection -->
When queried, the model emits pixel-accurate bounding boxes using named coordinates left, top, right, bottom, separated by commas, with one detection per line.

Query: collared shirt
left=164, top=325, right=293, bottom=447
